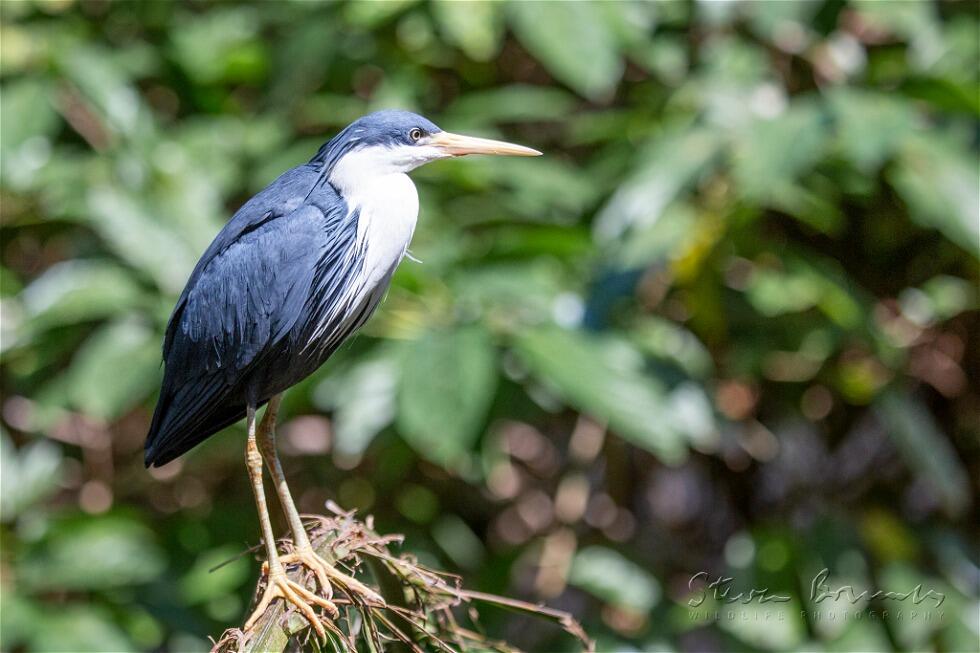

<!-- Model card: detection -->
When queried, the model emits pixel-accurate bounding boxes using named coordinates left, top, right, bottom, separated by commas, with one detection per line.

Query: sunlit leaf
left=609, top=202, right=698, bottom=269
left=732, top=101, right=826, bottom=201
left=397, top=326, right=497, bottom=467
left=450, top=155, right=599, bottom=221
left=56, top=45, right=149, bottom=138
left=344, top=0, right=418, bottom=27
left=452, top=260, right=568, bottom=328
left=314, top=350, right=400, bottom=458
left=432, top=0, right=503, bottom=61
left=20, top=516, right=165, bottom=591
left=597, top=1, right=658, bottom=49
left=170, top=7, right=266, bottom=85
left=852, top=0, right=944, bottom=70
left=890, top=135, right=980, bottom=258
left=0, top=432, right=62, bottom=522
left=85, top=186, right=198, bottom=293
left=514, top=327, right=691, bottom=464
left=880, top=563, right=951, bottom=649
left=631, top=317, right=713, bottom=379
left=0, top=589, right=39, bottom=651
left=744, top=256, right=863, bottom=329
left=66, top=318, right=161, bottom=420
left=595, top=127, right=721, bottom=241
left=179, top=545, right=251, bottom=605
left=508, top=1, right=622, bottom=101
left=828, top=88, right=916, bottom=172
left=19, top=260, right=144, bottom=333
left=0, top=78, right=59, bottom=191
left=570, top=546, right=660, bottom=612
left=899, top=275, right=977, bottom=326
left=29, top=606, right=134, bottom=653
left=444, top=85, right=577, bottom=126
left=718, top=599, right=805, bottom=650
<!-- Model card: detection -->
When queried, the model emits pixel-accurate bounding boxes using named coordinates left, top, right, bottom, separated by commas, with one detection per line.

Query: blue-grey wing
left=162, top=164, right=320, bottom=360
left=173, top=206, right=323, bottom=380
left=146, top=199, right=354, bottom=465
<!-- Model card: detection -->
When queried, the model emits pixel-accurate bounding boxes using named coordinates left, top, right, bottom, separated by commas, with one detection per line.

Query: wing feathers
left=145, top=172, right=383, bottom=467
left=146, top=202, right=331, bottom=466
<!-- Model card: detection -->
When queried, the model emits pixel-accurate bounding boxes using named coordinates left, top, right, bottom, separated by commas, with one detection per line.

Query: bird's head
left=318, top=110, right=540, bottom=183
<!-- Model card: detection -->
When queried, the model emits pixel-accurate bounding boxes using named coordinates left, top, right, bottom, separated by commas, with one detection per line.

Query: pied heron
left=144, top=110, right=540, bottom=635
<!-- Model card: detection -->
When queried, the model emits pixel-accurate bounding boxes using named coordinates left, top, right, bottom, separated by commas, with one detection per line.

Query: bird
left=144, top=110, right=540, bottom=636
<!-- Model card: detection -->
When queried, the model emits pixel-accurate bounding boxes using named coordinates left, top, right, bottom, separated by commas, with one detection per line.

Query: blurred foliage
left=1, top=1, right=978, bottom=652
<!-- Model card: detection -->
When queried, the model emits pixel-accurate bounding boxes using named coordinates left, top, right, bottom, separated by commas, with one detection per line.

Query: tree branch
left=211, top=506, right=592, bottom=653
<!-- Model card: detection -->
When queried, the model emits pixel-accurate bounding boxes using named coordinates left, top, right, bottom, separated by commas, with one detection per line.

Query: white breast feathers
left=328, top=145, right=420, bottom=296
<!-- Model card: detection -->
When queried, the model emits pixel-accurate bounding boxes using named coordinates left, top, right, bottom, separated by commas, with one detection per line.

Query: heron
left=144, top=110, right=540, bottom=636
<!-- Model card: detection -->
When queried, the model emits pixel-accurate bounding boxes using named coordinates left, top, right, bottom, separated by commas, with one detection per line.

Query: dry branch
left=211, top=504, right=592, bottom=653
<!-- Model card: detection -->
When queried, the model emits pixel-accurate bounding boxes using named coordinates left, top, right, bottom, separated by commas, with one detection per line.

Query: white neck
left=328, top=143, right=447, bottom=195
left=328, top=145, right=422, bottom=303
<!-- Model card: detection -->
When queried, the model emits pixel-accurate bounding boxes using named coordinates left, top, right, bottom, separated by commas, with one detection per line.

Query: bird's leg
left=256, top=395, right=385, bottom=608
left=242, top=405, right=337, bottom=638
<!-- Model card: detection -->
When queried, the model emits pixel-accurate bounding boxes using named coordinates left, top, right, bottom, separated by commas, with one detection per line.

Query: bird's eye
left=409, top=128, right=423, bottom=142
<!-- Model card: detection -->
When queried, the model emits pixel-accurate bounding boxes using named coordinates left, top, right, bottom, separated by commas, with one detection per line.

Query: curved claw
left=280, top=547, right=386, bottom=608
left=244, top=571, right=339, bottom=640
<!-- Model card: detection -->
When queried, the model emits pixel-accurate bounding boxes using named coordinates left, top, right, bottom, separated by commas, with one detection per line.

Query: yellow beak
left=428, top=131, right=542, bottom=157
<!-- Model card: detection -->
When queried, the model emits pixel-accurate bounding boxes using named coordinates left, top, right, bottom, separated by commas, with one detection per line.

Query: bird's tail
left=144, top=382, right=245, bottom=467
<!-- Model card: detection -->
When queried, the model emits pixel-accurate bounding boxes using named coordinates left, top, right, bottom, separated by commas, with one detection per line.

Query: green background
left=1, top=1, right=977, bottom=651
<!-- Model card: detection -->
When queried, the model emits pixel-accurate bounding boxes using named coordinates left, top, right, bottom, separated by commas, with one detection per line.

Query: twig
left=211, top=511, right=592, bottom=653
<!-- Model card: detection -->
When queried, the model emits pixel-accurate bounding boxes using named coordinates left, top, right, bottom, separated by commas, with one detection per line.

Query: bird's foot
left=277, top=545, right=386, bottom=608
left=244, top=565, right=338, bottom=639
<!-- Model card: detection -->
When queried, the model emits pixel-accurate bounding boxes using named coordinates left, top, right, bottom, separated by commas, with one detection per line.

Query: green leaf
left=170, top=7, right=266, bottom=85
left=889, top=136, right=980, bottom=258
left=875, top=391, right=970, bottom=517
left=56, top=45, right=149, bottom=138
left=0, top=79, right=59, bottom=191
left=595, top=127, right=721, bottom=241
left=732, top=101, right=826, bottom=202
left=452, top=260, right=567, bottom=327
left=85, top=186, right=198, bottom=293
left=741, top=0, right=820, bottom=43
left=597, top=1, right=658, bottom=49
left=508, top=1, right=622, bottom=100
left=610, top=202, right=698, bottom=269
left=630, top=317, right=713, bottom=379
left=450, top=155, right=599, bottom=221
left=899, top=275, right=977, bottom=326
left=569, top=546, right=660, bottom=612
left=179, top=545, right=251, bottom=605
left=880, top=564, right=951, bottom=649
left=852, top=0, right=944, bottom=70
left=828, top=88, right=916, bottom=172
left=444, top=85, right=577, bottom=126
left=432, top=0, right=503, bottom=61
left=744, top=256, right=863, bottom=329
left=514, top=327, right=695, bottom=464
left=20, top=516, right=165, bottom=592
left=397, top=326, right=497, bottom=467
left=631, top=35, right=688, bottom=84
left=718, top=599, right=805, bottom=650
left=344, top=0, right=418, bottom=27
left=0, top=433, right=63, bottom=522
left=30, top=606, right=135, bottom=652
left=314, top=351, right=400, bottom=458
left=19, top=260, right=144, bottom=333
left=0, top=589, right=39, bottom=651
left=66, top=318, right=161, bottom=420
